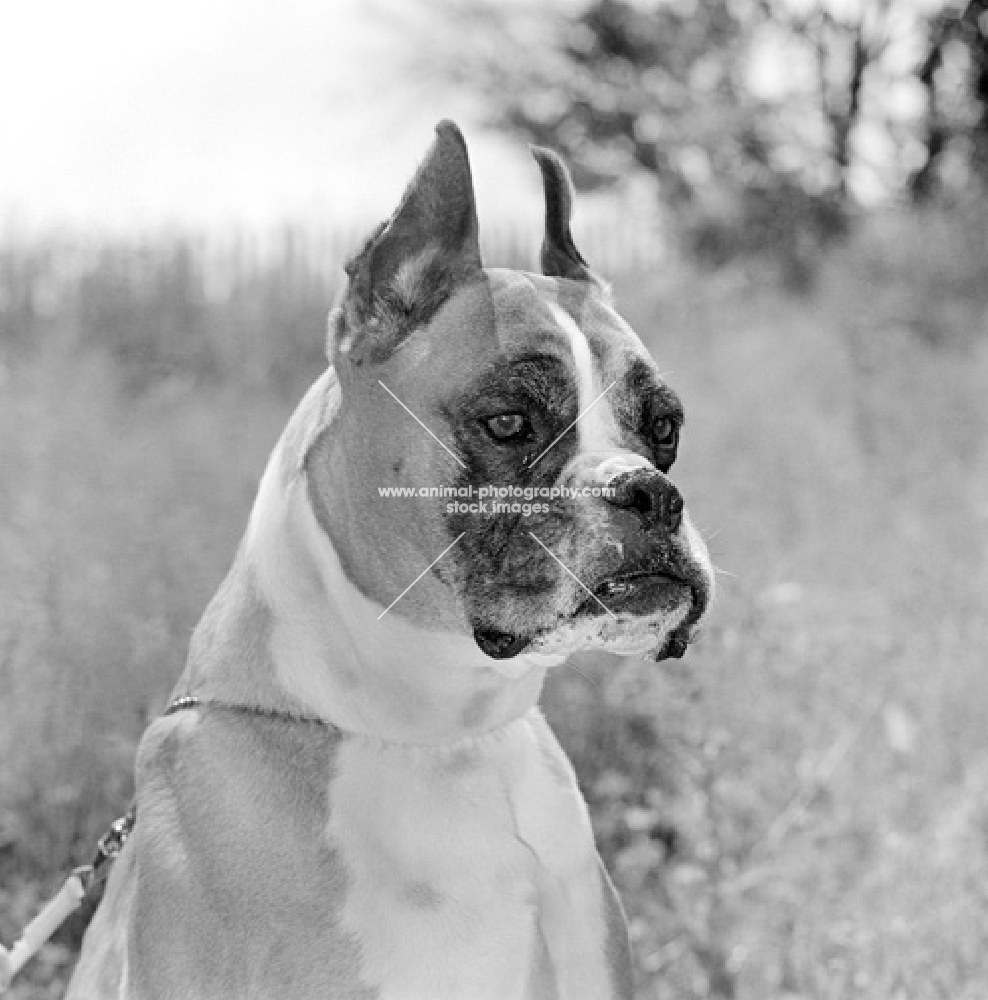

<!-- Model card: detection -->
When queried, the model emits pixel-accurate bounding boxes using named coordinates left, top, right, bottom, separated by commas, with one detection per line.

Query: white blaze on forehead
left=546, top=299, right=654, bottom=486
left=547, top=301, right=622, bottom=453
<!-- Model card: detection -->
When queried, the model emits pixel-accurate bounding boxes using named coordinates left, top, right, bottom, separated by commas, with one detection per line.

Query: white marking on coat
left=547, top=302, right=622, bottom=454
left=326, top=712, right=615, bottom=1000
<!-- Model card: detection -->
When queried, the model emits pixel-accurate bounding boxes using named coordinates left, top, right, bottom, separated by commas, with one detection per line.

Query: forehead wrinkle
left=447, top=277, right=574, bottom=413
left=573, top=299, right=679, bottom=428
left=506, top=355, right=574, bottom=412
left=580, top=296, right=645, bottom=365
left=622, top=355, right=684, bottom=422
left=486, top=271, right=573, bottom=359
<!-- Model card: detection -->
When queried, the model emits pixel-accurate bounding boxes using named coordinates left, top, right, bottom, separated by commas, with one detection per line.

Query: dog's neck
left=179, top=371, right=552, bottom=745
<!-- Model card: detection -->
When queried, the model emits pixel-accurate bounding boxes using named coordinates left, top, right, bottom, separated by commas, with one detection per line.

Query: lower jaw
left=473, top=581, right=698, bottom=661
left=652, top=627, right=691, bottom=661
left=506, top=609, right=693, bottom=660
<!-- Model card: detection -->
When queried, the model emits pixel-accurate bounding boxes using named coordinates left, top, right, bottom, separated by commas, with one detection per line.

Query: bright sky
left=0, top=0, right=937, bottom=234
left=0, top=0, right=541, bottom=232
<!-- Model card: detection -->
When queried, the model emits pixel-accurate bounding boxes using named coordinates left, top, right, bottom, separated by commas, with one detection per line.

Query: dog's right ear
left=330, top=120, right=483, bottom=366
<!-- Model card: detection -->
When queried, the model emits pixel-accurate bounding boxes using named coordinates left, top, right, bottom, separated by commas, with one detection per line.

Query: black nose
left=605, top=468, right=684, bottom=532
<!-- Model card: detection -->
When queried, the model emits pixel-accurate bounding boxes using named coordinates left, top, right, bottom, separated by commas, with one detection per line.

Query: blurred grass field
left=1, top=210, right=987, bottom=999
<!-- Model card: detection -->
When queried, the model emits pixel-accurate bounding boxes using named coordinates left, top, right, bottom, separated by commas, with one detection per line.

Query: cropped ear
left=331, top=120, right=483, bottom=365
left=531, top=146, right=597, bottom=284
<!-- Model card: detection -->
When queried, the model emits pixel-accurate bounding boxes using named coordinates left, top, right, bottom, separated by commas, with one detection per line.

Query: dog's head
left=307, top=121, right=713, bottom=665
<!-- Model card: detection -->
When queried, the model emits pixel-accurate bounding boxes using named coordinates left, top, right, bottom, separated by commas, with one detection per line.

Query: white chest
left=324, top=711, right=615, bottom=1000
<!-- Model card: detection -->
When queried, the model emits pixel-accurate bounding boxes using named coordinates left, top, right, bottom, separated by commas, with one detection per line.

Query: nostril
left=631, top=486, right=656, bottom=516
left=605, top=468, right=684, bottom=532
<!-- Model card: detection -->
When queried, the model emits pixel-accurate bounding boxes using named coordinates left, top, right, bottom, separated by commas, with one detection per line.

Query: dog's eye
left=484, top=413, right=529, bottom=441
left=652, top=416, right=679, bottom=448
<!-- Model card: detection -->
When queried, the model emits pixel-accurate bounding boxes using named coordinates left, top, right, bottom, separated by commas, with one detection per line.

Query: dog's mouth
left=580, top=569, right=707, bottom=662
left=472, top=571, right=703, bottom=661
left=582, top=571, right=692, bottom=618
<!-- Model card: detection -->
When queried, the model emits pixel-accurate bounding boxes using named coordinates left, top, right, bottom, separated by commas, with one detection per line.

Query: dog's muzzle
left=470, top=466, right=710, bottom=661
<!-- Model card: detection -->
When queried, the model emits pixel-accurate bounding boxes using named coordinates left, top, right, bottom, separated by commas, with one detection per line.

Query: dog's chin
left=474, top=576, right=699, bottom=663
left=529, top=602, right=693, bottom=660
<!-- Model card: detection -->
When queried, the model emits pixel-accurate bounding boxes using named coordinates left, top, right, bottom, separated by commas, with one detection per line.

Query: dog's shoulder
left=136, top=705, right=342, bottom=845
left=129, top=710, right=369, bottom=998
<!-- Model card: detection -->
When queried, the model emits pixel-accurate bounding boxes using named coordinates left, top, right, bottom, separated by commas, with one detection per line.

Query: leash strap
left=1, top=693, right=328, bottom=989
left=0, top=874, right=86, bottom=992
left=0, top=697, right=199, bottom=991
left=0, top=805, right=139, bottom=994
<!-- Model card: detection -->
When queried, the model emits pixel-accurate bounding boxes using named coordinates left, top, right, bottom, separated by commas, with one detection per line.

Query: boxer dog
left=67, top=121, right=713, bottom=999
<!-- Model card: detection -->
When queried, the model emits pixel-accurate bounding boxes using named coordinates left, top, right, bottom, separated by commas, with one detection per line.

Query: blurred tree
left=395, top=0, right=984, bottom=280
left=395, top=0, right=879, bottom=281
left=756, top=0, right=896, bottom=200
left=408, top=0, right=765, bottom=205
left=912, top=0, right=988, bottom=199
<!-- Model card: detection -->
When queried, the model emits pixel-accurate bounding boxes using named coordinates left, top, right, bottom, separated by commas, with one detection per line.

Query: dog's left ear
left=331, top=120, right=484, bottom=365
left=532, top=147, right=601, bottom=287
